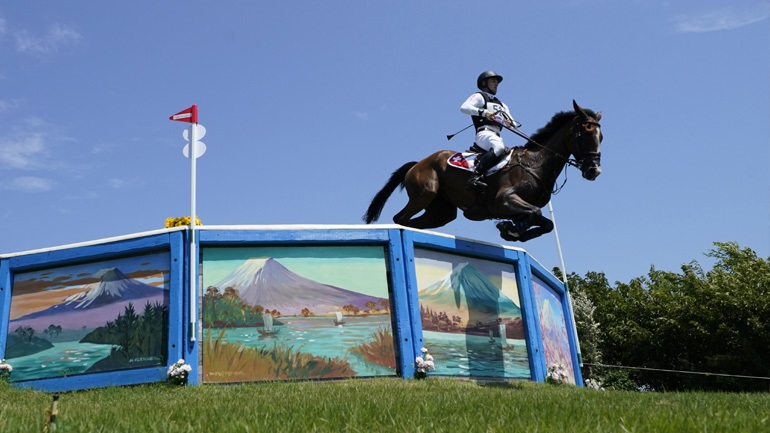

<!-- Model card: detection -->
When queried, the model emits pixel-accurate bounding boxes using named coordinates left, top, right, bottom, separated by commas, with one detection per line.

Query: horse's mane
left=524, top=108, right=598, bottom=150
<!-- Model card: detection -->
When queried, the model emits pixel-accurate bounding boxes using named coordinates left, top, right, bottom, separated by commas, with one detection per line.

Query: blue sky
left=0, top=2, right=767, bottom=285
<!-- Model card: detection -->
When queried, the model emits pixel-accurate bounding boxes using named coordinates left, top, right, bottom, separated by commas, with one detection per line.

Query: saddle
left=447, top=146, right=512, bottom=175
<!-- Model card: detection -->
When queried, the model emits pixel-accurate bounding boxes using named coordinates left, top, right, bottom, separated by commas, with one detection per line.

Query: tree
left=572, top=242, right=770, bottom=392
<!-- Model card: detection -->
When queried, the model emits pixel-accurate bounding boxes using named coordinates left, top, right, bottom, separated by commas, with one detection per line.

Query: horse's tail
left=363, top=162, right=418, bottom=224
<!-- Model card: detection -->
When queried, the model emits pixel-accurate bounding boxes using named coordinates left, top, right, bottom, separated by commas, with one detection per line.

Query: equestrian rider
left=460, top=70, right=517, bottom=194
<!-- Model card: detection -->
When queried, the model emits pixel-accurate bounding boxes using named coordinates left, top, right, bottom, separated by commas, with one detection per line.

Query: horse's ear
left=572, top=99, right=587, bottom=118
left=595, top=111, right=602, bottom=121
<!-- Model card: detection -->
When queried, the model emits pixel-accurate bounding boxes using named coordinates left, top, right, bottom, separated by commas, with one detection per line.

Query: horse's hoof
left=496, top=221, right=522, bottom=242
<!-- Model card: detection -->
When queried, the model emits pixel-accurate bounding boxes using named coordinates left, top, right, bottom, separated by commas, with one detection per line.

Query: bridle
left=507, top=116, right=601, bottom=170
left=571, top=119, right=602, bottom=170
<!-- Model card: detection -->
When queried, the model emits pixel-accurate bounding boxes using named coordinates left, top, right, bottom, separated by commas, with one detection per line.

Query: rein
left=502, top=116, right=600, bottom=195
left=497, top=113, right=592, bottom=170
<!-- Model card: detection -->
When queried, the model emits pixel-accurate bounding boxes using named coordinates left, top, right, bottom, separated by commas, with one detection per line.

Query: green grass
left=1, top=378, right=768, bottom=433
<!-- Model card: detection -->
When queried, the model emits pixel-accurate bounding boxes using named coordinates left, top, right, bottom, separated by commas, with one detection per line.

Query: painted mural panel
left=414, top=248, right=530, bottom=379
left=201, top=246, right=396, bottom=383
left=5, top=252, right=170, bottom=381
left=532, top=276, right=575, bottom=384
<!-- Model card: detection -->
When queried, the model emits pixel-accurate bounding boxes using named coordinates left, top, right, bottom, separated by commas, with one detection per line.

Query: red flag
left=169, top=105, right=198, bottom=123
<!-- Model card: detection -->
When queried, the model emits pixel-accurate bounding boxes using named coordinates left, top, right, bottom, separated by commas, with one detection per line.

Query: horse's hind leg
left=393, top=187, right=457, bottom=229
left=392, top=190, right=433, bottom=227
left=403, top=194, right=457, bottom=229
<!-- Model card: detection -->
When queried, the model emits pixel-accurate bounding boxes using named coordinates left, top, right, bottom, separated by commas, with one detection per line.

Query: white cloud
left=674, top=4, right=770, bottom=33
left=0, top=99, right=22, bottom=112
left=0, top=176, right=55, bottom=192
left=0, top=132, right=48, bottom=169
left=15, top=23, right=82, bottom=53
left=353, top=111, right=369, bottom=120
left=0, top=16, right=7, bottom=35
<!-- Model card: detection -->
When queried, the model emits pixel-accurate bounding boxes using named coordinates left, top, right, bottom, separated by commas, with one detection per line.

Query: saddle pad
left=447, top=151, right=511, bottom=175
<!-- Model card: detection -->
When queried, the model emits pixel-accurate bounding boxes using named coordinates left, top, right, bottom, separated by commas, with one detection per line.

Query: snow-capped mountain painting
left=10, top=267, right=167, bottom=330
left=419, top=262, right=521, bottom=318
left=211, top=257, right=387, bottom=316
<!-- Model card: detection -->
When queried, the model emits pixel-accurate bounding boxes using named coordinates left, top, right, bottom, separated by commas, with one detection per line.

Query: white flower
left=547, top=363, right=569, bottom=384
left=421, top=347, right=428, bottom=354
left=425, top=354, right=434, bottom=362
left=585, top=378, right=604, bottom=390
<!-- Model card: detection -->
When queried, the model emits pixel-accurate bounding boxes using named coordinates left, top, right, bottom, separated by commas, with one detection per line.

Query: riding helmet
left=477, top=70, right=504, bottom=90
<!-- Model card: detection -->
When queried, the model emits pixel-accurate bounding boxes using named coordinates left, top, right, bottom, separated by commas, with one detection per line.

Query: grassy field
left=1, top=378, right=768, bottom=433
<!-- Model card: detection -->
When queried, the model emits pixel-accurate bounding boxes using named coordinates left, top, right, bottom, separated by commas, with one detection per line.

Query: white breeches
left=475, top=130, right=506, bottom=157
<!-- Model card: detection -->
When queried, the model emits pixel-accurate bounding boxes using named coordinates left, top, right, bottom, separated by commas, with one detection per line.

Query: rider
left=460, top=70, right=517, bottom=194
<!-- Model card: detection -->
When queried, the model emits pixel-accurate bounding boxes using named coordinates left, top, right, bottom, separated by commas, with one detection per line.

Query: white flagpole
left=189, top=122, right=198, bottom=342
left=548, top=200, right=582, bottom=366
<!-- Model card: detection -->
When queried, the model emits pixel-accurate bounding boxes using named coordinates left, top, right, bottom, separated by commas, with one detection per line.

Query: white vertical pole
left=189, top=123, right=197, bottom=342
left=548, top=200, right=581, bottom=366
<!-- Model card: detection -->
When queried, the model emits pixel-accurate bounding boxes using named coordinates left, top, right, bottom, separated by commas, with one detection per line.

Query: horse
left=363, top=100, right=603, bottom=242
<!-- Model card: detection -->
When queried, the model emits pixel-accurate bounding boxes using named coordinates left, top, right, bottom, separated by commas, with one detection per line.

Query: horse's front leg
left=496, top=218, right=554, bottom=242
left=492, top=190, right=554, bottom=242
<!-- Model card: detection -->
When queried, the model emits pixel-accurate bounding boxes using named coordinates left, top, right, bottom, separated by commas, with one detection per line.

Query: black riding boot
left=466, top=150, right=499, bottom=194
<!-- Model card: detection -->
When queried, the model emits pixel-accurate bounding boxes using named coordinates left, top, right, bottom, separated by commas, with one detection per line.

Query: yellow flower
left=164, top=216, right=202, bottom=228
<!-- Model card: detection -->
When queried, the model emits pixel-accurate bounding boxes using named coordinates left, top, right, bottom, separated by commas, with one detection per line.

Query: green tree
left=572, top=242, right=770, bottom=392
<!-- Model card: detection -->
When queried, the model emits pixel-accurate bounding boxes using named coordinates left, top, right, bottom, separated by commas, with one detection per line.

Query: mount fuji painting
left=201, top=246, right=396, bottom=383
left=415, top=251, right=524, bottom=337
left=210, top=257, right=387, bottom=316
left=11, top=267, right=167, bottom=331
left=6, top=252, right=171, bottom=382
left=414, top=248, right=531, bottom=379
left=419, top=262, right=522, bottom=318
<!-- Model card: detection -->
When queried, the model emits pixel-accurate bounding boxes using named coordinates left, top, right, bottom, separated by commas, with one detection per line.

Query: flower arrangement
left=0, top=359, right=12, bottom=382
left=546, top=363, right=569, bottom=385
left=414, top=347, right=435, bottom=379
left=165, top=216, right=202, bottom=228
left=167, top=359, right=192, bottom=386
left=584, top=378, right=605, bottom=391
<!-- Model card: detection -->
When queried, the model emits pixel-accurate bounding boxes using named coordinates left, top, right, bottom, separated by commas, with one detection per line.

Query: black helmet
left=477, top=70, right=503, bottom=90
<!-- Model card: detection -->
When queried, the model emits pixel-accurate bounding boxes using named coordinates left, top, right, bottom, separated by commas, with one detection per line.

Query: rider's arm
left=460, top=93, right=487, bottom=117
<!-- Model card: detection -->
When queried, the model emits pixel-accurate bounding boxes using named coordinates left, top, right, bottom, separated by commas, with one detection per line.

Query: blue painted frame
left=0, top=231, right=187, bottom=391
left=0, top=225, right=584, bottom=390
left=402, top=230, right=543, bottom=382
left=529, top=258, right=584, bottom=386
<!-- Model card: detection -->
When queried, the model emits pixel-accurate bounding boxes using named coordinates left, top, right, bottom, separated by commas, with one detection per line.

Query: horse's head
left=570, top=100, right=603, bottom=181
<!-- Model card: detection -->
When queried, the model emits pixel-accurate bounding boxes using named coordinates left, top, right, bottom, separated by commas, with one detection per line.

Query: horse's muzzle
left=580, top=153, right=601, bottom=181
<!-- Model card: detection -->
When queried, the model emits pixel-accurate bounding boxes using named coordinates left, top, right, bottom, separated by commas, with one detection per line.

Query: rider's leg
left=466, top=132, right=505, bottom=193
left=466, top=150, right=498, bottom=192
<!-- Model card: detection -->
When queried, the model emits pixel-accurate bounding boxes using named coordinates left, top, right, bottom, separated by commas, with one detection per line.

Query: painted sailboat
left=257, top=313, right=279, bottom=336
left=497, top=321, right=514, bottom=351
left=333, top=311, right=346, bottom=326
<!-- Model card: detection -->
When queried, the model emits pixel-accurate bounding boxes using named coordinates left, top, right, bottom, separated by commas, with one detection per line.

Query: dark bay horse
left=363, top=100, right=603, bottom=242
